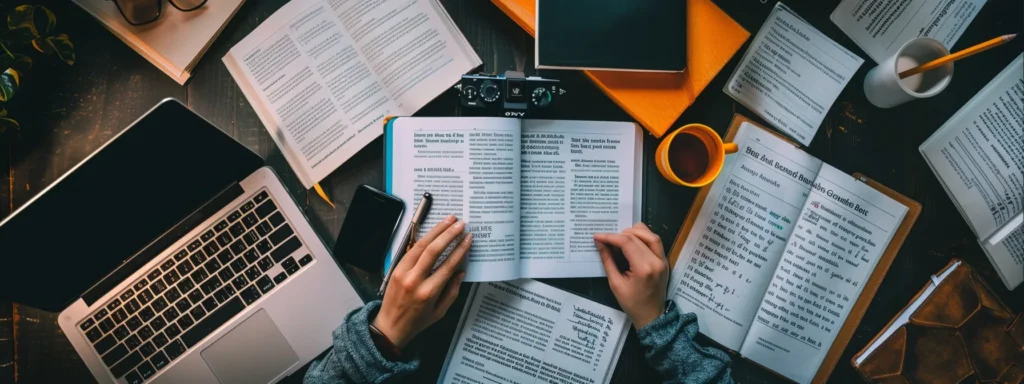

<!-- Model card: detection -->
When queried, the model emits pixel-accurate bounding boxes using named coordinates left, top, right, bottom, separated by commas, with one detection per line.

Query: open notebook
left=666, top=115, right=921, bottom=384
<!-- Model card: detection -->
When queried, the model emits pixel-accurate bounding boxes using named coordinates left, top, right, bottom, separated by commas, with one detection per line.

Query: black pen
left=379, top=192, right=432, bottom=296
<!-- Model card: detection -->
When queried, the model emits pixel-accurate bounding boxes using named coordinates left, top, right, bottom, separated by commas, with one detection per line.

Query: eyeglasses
left=110, top=0, right=208, bottom=26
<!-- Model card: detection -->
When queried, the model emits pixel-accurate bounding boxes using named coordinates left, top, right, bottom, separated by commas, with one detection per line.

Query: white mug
left=864, top=37, right=953, bottom=108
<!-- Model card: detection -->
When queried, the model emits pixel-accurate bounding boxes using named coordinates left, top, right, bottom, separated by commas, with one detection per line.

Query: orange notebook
left=490, top=0, right=749, bottom=137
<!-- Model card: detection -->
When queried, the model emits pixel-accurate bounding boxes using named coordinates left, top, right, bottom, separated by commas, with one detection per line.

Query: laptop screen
left=0, top=100, right=263, bottom=311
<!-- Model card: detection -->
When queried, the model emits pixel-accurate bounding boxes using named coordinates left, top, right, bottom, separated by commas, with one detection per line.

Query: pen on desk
left=379, top=192, right=432, bottom=296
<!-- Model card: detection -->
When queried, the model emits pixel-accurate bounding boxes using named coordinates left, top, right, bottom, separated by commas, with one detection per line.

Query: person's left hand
left=373, top=215, right=472, bottom=349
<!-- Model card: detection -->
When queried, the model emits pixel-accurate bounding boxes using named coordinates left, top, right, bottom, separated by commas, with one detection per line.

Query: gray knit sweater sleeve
left=635, top=300, right=735, bottom=384
left=303, top=300, right=419, bottom=384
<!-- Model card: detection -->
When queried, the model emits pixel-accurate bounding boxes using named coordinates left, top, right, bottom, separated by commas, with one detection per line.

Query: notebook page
left=667, top=122, right=822, bottom=350
left=740, top=164, right=908, bottom=384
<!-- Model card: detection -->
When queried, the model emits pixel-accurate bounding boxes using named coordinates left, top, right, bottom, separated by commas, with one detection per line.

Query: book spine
left=0, top=302, right=12, bottom=384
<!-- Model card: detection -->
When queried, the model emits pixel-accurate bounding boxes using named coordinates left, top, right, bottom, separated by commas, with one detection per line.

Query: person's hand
left=594, top=222, right=669, bottom=329
left=374, top=215, right=472, bottom=349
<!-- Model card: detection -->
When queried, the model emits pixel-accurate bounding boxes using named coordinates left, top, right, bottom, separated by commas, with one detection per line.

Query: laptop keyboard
left=77, top=190, right=316, bottom=384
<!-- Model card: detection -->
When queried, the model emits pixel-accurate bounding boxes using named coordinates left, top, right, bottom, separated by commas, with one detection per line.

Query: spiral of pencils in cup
left=378, top=192, right=433, bottom=296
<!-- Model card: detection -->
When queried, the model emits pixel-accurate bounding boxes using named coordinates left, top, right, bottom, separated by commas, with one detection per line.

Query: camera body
left=457, top=71, right=564, bottom=118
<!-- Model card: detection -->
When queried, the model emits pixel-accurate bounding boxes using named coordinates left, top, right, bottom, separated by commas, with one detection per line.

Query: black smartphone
left=334, top=185, right=404, bottom=272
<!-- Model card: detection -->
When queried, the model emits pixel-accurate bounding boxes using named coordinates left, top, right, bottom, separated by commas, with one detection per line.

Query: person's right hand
left=374, top=215, right=472, bottom=349
left=595, top=223, right=670, bottom=329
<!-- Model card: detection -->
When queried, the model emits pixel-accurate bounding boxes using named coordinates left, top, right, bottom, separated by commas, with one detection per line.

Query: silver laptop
left=0, top=99, right=362, bottom=384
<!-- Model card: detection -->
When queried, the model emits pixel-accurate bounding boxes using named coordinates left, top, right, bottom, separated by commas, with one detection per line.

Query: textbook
left=919, top=54, right=1024, bottom=290
left=439, top=279, right=630, bottom=384
left=224, top=0, right=482, bottom=188
left=666, top=115, right=921, bottom=384
left=384, top=117, right=643, bottom=282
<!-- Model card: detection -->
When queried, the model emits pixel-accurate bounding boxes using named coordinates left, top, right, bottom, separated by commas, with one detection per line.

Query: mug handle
left=724, top=143, right=738, bottom=154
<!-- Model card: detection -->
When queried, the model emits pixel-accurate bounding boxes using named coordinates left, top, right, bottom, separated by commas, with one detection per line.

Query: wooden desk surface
left=0, top=0, right=1021, bottom=383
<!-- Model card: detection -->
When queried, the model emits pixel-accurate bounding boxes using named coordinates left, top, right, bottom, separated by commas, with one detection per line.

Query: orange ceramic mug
left=655, top=124, right=738, bottom=187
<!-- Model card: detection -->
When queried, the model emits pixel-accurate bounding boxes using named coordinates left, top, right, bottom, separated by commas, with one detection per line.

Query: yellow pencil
left=899, top=34, right=1017, bottom=79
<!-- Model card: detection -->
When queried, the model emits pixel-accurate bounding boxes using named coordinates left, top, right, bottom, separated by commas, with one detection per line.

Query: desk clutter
left=0, top=0, right=1021, bottom=383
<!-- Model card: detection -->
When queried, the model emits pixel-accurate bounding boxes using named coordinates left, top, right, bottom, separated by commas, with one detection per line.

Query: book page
left=518, top=120, right=642, bottom=279
left=920, top=54, right=1023, bottom=288
left=438, top=280, right=630, bottom=384
left=387, top=118, right=522, bottom=282
left=724, top=3, right=864, bottom=146
left=667, top=122, right=822, bottom=350
left=830, top=0, right=985, bottom=64
left=223, top=0, right=479, bottom=187
left=740, top=164, right=908, bottom=384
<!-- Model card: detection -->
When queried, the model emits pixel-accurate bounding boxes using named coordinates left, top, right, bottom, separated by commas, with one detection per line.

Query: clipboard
left=667, top=114, right=922, bottom=384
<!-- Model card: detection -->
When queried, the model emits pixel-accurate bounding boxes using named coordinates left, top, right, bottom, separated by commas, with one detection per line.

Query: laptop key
left=151, top=332, right=169, bottom=349
left=243, top=249, right=261, bottom=264
left=137, top=361, right=156, bottom=379
left=150, top=280, right=167, bottom=296
left=86, top=326, right=103, bottom=342
left=124, top=299, right=141, bottom=315
left=146, top=268, right=162, bottom=282
left=258, top=257, right=274, bottom=272
left=240, top=200, right=256, bottom=213
left=217, top=265, right=234, bottom=283
left=151, top=297, right=169, bottom=312
left=228, top=209, right=243, bottom=222
left=202, top=297, right=218, bottom=312
left=254, top=191, right=269, bottom=203
left=93, top=309, right=109, bottom=322
left=255, top=239, right=273, bottom=255
left=254, top=200, right=277, bottom=219
left=245, top=266, right=262, bottom=281
left=119, top=289, right=136, bottom=302
left=80, top=318, right=96, bottom=331
left=124, top=334, right=141, bottom=350
left=216, top=232, right=233, bottom=247
left=256, top=276, right=275, bottom=294
left=256, top=221, right=274, bottom=237
left=282, top=257, right=298, bottom=272
left=102, top=343, right=128, bottom=367
left=175, top=259, right=194, bottom=276
left=113, top=325, right=130, bottom=340
left=176, top=313, right=195, bottom=330
left=150, top=317, right=167, bottom=333
left=139, top=307, right=155, bottom=322
left=112, top=308, right=129, bottom=323
left=190, top=268, right=209, bottom=286
left=273, top=272, right=288, bottom=285
left=200, top=276, right=223, bottom=295
left=138, top=325, right=154, bottom=341
left=243, top=230, right=260, bottom=246
left=138, top=342, right=156, bottom=358
left=242, top=213, right=259, bottom=228
left=106, top=299, right=122, bottom=312
left=201, top=229, right=216, bottom=243
left=189, top=305, right=207, bottom=321
left=94, top=334, right=117, bottom=355
left=271, top=237, right=301, bottom=263
left=163, top=324, right=182, bottom=339
left=164, top=287, right=182, bottom=304
left=173, top=249, right=189, bottom=262
left=98, top=318, right=116, bottom=333
left=182, top=297, right=245, bottom=348
left=110, top=351, right=142, bottom=378
left=229, top=222, right=246, bottom=238
left=269, top=225, right=294, bottom=246
left=125, top=371, right=143, bottom=384
left=187, top=289, right=204, bottom=304
left=229, top=240, right=247, bottom=256
left=150, top=351, right=169, bottom=370
left=174, top=297, right=191, bottom=313
left=188, top=250, right=208, bottom=266
left=230, top=258, right=248, bottom=274
left=176, top=276, right=196, bottom=294
left=133, top=279, right=149, bottom=292
left=163, top=270, right=180, bottom=286
left=202, top=242, right=221, bottom=258
left=299, top=254, right=313, bottom=266
left=163, top=307, right=180, bottom=323
left=268, top=212, right=285, bottom=227
left=140, top=290, right=155, bottom=306
left=213, top=286, right=234, bottom=303
left=187, top=239, right=202, bottom=252
left=126, top=316, right=143, bottom=332
left=203, top=258, right=222, bottom=275
left=216, top=249, right=234, bottom=264
left=160, top=258, right=175, bottom=272
left=214, top=220, right=229, bottom=232
left=165, top=339, right=187, bottom=360
left=240, top=286, right=262, bottom=305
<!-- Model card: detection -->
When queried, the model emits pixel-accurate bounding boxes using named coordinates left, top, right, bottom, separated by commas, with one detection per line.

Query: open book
left=439, top=279, right=630, bottom=384
left=920, top=54, right=1024, bottom=290
left=667, top=116, right=920, bottom=384
left=224, top=0, right=481, bottom=188
left=384, top=117, right=643, bottom=282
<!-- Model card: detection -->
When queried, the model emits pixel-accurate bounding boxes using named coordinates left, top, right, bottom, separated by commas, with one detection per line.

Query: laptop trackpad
left=201, top=310, right=299, bottom=384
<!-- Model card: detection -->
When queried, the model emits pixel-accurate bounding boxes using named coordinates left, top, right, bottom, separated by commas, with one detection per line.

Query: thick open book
left=667, top=115, right=921, bottom=384
left=439, top=279, right=630, bottom=384
left=223, top=0, right=481, bottom=188
left=920, top=54, right=1024, bottom=290
left=384, top=117, right=643, bottom=282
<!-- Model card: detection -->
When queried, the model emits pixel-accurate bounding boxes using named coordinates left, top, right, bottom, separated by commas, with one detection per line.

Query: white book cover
left=72, top=0, right=246, bottom=84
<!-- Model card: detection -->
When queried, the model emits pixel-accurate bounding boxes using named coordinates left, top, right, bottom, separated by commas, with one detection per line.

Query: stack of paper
left=73, top=0, right=246, bottom=84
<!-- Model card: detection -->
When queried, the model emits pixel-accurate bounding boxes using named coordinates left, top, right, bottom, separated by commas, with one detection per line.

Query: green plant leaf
left=7, top=5, right=56, bottom=37
left=0, top=68, right=19, bottom=102
left=32, top=34, right=74, bottom=65
left=0, top=117, right=17, bottom=136
left=0, top=107, right=6, bottom=117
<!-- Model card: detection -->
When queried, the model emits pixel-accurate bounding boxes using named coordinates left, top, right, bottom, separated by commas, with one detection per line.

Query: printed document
left=385, top=117, right=643, bottom=281
left=223, top=0, right=481, bottom=188
left=724, top=3, right=864, bottom=146
left=667, top=122, right=909, bottom=384
left=831, top=0, right=986, bottom=63
left=920, top=54, right=1024, bottom=289
left=439, top=279, right=630, bottom=384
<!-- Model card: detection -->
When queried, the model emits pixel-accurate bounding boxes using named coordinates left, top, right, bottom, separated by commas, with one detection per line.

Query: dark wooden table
left=1, top=0, right=1021, bottom=383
